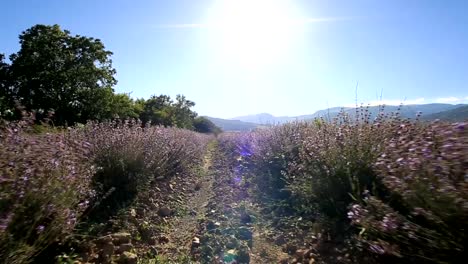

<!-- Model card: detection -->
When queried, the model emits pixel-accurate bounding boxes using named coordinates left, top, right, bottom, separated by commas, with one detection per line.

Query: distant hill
left=421, top=105, right=468, bottom=122
left=232, top=113, right=294, bottom=124
left=209, top=103, right=467, bottom=131
left=205, top=117, right=259, bottom=132
left=232, top=104, right=467, bottom=124
left=312, top=104, right=466, bottom=121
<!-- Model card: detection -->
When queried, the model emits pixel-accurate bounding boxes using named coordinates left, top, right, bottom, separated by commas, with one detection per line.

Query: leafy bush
left=0, top=119, right=94, bottom=263
left=193, top=116, right=222, bottom=134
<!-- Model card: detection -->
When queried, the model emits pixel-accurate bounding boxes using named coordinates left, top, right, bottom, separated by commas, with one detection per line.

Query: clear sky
left=1, top=0, right=467, bottom=118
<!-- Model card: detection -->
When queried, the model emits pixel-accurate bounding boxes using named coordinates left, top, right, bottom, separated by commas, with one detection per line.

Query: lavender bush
left=0, top=118, right=211, bottom=263
left=229, top=109, right=401, bottom=220
left=81, top=120, right=211, bottom=221
left=218, top=108, right=467, bottom=263
left=348, top=121, right=467, bottom=263
left=0, top=118, right=94, bottom=263
left=287, top=112, right=401, bottom=221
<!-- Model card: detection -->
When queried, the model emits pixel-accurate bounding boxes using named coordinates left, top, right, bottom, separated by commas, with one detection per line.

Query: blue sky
left=1, top=0, right=467, bottom=118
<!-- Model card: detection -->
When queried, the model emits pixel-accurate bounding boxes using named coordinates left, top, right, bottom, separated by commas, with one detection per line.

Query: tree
left=139, top=95, right=174, bottom=126
left=172, top=94, right=197, bottom=129
left=0, top=54, right=11, bottom=116
left=9, top=24, right=117, bottom=124
left=137, top=94, right=198, bottom=128
left=108, top=93, right=140, bottom=119
left=0, top=54, right=8, bottom=110
left=193, top=116, right=222, bottom=134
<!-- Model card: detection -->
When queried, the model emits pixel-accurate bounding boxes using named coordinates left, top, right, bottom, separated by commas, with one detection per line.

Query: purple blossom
left=380, top=214, right=398, bottom=232
left=36, top=225, right=45, bottom=233
left=369, top=243, right=385, bottom=255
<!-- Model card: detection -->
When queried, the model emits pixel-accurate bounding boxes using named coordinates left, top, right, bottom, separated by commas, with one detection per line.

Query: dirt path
left=156, top=141, right=217, bottom=262
left=76, top=140, right=315, bottom=264
left=190, top=143, right=289, bottom=264
left=156, top=141, right=299, bottom=264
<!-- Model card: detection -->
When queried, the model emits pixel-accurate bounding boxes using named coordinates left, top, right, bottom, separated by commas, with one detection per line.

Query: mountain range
left=206, top=103, right=468, bottom=131
left=203, top=117, right=259, bottom=132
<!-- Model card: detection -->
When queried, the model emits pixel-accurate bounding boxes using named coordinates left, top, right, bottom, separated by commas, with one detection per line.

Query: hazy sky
left=1, top=0, right=467, bottom=118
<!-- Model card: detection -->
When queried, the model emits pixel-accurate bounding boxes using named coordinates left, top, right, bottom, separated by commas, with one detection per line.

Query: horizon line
left=202, top=98, right=468, bottom=119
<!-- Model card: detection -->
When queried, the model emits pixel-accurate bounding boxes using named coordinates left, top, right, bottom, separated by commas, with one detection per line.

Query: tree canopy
left=138, top=94, right=198, bottom=128
left=193, top=116, right=222, bottom=134
left=6, top=24, right=116, bottom=124
left=0, top=54, right=11, bottom=116
left=0, top=24, right=202, bottom=130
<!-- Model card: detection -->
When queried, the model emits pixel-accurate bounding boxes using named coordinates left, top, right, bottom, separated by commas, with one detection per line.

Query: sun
left=206, top=0, right=303, bottom=70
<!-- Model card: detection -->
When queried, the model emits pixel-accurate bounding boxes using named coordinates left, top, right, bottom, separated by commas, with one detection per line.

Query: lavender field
left=1, top=110, right=466, bottom=264
left=2, top=1, right=468, bottom=262
left=0, top=117, right=212, bottom=263
left=215, top=112, right=467, bottom=264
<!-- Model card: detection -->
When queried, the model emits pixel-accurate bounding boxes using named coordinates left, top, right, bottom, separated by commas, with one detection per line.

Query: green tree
left=193, top=116, right=222, bottom=134
left=138, top=94, right=198, bottom=128
left=172, top=94, right=197, bottom=129
left=139, top=95, right=174, bottom=126
left=0, top=54, right=13, bottom=117
left=9, top=24, right=117, bottom=124
left=108, top=93, right=140, bottom=119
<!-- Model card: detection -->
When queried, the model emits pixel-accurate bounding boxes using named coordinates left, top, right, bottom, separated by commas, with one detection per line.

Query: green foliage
left=139, top=95, right=174, bottom=127
left=8, top=24, right=117, bottom=125
left=193, top=116, right=222, bottom=134
left=108, top=93, right=140, bottom=119
left=56, top=253, right=79, bottom=264
left=1, top=25, right=203, bottom=130
left=0, top=54, right=13, bottom=117
left=172, top=95, right=197, bottom=129
left=138, top=94, right=198, bottom=129
left=140, top=254, right=193, bottom=264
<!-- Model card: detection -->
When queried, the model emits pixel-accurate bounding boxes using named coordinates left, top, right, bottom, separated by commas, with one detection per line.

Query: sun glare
left=206, top=0, right=303, bottom=70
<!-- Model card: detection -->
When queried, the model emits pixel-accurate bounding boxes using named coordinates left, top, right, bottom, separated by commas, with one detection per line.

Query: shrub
left=219, top=109, right=467, bottom=263
left=0, top=119, right=94, bottom=263
left=287, top=114, right=401, bottom=221
left=217, top=132, right=242, bottom=160
left=247, top=124, right=304, bottom=202
left=229, top=109, right=400, bottom=222
left=0, top=117, right=211, bottom=262
left=348, top=121, right=467, bottom=263
left=193, top=116, right=222, bottom=134
left=217, top=108, right=468, bottom=259
left=82, top=120, right=210, bottom=220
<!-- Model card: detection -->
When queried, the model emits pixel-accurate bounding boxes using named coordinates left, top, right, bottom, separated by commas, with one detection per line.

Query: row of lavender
left=218, top=113, right=467, bottom=264
left=0, top=118, right=211, bottom=263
